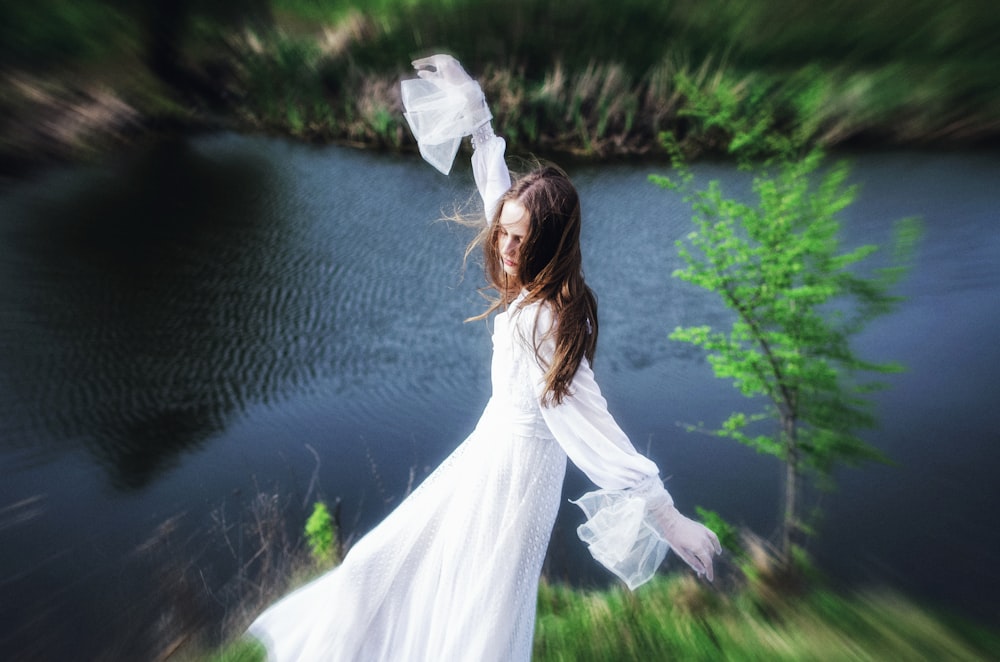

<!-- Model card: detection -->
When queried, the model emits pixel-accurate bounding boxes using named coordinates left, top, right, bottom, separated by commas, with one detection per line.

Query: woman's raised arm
left=403, top=54, right=511, bottom=220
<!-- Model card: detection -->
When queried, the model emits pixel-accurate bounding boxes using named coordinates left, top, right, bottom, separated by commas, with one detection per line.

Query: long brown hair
left=468, top=165, right=598, bottom=405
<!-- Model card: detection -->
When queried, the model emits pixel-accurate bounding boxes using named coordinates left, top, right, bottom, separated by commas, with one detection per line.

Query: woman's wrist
left=471, top=122, right=496, bottom=150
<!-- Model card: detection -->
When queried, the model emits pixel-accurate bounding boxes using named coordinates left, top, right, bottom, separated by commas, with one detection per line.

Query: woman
left=247, top=54, right=720, bottom=661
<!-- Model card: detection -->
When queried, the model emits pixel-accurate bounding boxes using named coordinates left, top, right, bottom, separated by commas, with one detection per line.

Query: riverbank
left=2, top=0, right=999, bottom=176
left=199, top=583, right=999, bottom=661
left=192, top=535, right=999, bottom=661
left=161, top=495, right=1000, bottom=661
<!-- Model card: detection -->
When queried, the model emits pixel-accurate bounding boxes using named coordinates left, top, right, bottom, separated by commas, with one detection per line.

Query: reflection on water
left=3, top=143, right=280, bottom=489
left=1, top=136, right=999, bottom=658
left=0, top=137, right=482, bottom=488
left=2, top=141, right=283, bottom=488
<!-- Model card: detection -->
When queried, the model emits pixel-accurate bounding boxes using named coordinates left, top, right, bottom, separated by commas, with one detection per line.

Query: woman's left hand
left=412, top=54, right=473, bottom=86
left=654, top=505, right=722, bottom=581
left=410, top=54, right=491, bottom=129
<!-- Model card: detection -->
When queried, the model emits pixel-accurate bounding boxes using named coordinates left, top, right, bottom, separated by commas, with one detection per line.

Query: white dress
left=247, top=115, right=677, bottom=662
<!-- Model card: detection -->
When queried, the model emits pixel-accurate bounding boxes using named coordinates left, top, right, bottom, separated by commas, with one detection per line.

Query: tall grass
left=200, top=565, right=998, bottom=661
left=0, top=0, right=131, bottom=67
left=3, top=0, right=998, bottom=170
left=232, top=35, right=1000, bottom=161
left=228, top=0, right=1000, bottom=159
left=194, top=507, right=997, bottom=662
left=533, top=575, right=998, bottom=661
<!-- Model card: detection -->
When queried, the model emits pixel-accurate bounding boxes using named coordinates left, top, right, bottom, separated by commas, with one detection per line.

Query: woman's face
left=497, top=199, right=531, bottom=277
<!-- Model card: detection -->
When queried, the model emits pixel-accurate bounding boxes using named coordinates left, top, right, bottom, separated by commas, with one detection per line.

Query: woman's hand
left=655, top=505, right=722, bottom=581
left=411, top=54, right=491, bottom=130
left=412, top=54, right=474, bottom=86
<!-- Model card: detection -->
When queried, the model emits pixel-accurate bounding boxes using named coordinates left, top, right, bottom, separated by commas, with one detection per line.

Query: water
left=1, top=135, right=998, bottom=658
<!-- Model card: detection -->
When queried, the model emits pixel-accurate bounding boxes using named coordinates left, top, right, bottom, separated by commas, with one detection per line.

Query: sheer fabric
left=401, top=77, right=490, bottom=175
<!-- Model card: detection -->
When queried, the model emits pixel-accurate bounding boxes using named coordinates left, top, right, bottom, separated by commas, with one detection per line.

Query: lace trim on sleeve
left=471, top=123, right=496, bottom=150
left=570, top=475, right=674, bottom=590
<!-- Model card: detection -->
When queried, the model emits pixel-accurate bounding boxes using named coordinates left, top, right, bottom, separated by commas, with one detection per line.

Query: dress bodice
left=486, top=294, right=680, bottom=589
left=490, top=304, right=553, bottom=440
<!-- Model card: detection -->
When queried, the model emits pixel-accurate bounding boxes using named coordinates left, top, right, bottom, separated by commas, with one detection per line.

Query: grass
left=195, top=572, right=998, bottom=662
left=188, top=512, right=997, bottom=662
left=2, top=0, right=998, bottom=173
left=533, top=575, right=997, bottom=661
left=531, top=532, right=997, bottom=660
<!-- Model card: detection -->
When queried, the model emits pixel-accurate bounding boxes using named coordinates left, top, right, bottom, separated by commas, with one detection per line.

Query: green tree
left=652, top=147, right=920, bottom=569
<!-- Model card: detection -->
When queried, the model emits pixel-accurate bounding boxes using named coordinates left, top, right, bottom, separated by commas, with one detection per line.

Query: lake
left=1, top=134, right=998, bottom=659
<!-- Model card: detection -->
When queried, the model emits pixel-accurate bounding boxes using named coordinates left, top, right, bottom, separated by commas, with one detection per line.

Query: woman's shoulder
left=511, top=294, right=556, bottom=336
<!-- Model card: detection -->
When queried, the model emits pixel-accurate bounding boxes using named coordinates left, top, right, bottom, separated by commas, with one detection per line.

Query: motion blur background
left=2, top=2, right=998, bottom=660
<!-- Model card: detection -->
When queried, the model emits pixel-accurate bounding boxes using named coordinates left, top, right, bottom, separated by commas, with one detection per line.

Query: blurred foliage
left=200, top=521, right=997, bottom=661
left=5, top=0, right=999, bottom=87
left=0, top=0, right=133, bottom=67
left=199, top=637, right=267, bottom=662
left=534, top=574, right=998, bottom=661
left=192, top=479, right=987, bottom=662
left=2, top=0, right=999, bottom=169
left=302, top=0, right=1000, bottom=80
left=208, top=574, right=999, bottom=661
left=694, top=506, right=743, bottom=560
left=304, top=500, right=341, bottom=566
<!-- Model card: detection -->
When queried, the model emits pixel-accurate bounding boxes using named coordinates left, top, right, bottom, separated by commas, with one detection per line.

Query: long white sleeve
left=539, top=356, right=662, bottom=489
left=471, top=125, right=511, bottom=222
left=510, top=300, right=676, bottom=588
left=401, top=55, right=511, bottom=217
left=512, top=301, right=660, bottom=488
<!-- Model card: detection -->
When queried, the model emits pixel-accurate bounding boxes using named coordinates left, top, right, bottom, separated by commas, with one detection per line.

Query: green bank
left=3, top=0, right=998, bottom=171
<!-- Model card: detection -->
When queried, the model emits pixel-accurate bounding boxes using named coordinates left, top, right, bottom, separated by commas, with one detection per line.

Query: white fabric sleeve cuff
left=570, top=475, right=674, bottom=590
left=401, top=77, right=491, bottom=175
left=471, top=122, right=496, bottom=150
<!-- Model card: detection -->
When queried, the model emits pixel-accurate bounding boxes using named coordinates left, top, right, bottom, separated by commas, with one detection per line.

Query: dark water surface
left=1, top=135, right=998, bottom=658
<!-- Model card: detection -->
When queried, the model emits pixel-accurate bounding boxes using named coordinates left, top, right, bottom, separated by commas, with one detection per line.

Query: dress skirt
left=248, top=399, right=568, bottom=661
